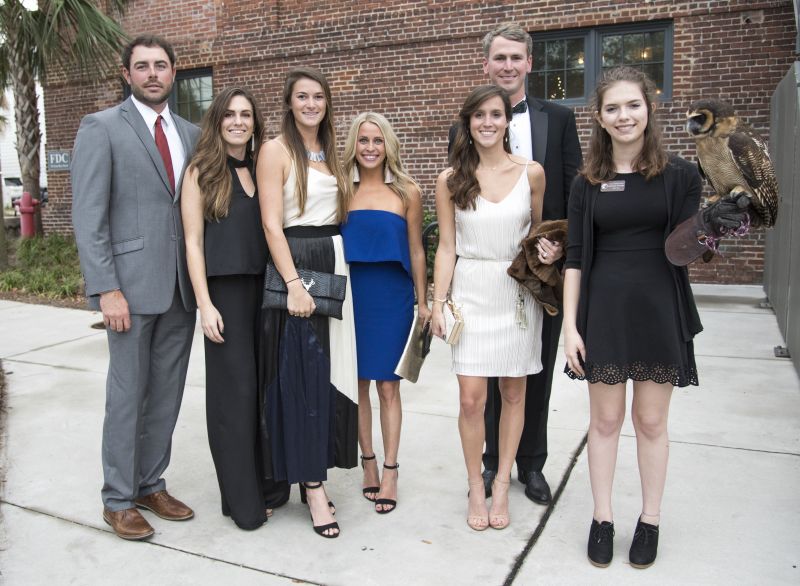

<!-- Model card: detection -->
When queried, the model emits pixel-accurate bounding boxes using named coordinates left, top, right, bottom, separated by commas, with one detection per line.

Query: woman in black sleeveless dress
left=181, top=87, right=272, bottom=530
left=562, top=67, right=703, bottom=569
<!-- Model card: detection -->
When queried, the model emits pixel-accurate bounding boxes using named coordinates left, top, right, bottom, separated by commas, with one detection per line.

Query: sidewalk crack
left=504, top=433, right=588, bottom=585
left=3, top=332, right=104, bottom=359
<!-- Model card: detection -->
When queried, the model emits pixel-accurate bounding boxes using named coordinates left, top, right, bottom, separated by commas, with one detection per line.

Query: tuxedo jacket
left=71, top=97, right=200, bottom=314
left=524, top=96, right=582, bottom=222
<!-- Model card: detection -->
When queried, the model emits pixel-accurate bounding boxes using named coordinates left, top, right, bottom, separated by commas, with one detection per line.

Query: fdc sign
left=47, top=150, right=71, bottom=171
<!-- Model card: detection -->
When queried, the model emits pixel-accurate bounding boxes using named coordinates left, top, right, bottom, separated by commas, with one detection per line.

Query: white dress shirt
left=130, top=95, right=186, bottom=187
left=509, top=98, right=533, bottom=161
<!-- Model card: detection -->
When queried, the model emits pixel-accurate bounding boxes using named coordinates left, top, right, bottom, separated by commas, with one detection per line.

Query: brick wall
left=43, top=0, right=797, bottom=284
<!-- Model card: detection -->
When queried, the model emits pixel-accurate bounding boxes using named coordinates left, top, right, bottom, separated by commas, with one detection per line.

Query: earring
left=250, top=134, right=255, bottom=152
left=353, top=166, right=361, bottom=183
left=468, top=136, right=473, bottom=145
left=384, top=165, right=395, bottom=184
left=504, top=134, right=509, bottom=143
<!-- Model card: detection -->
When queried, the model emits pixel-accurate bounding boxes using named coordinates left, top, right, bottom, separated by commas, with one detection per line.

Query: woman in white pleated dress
left=431, top=85, right=551, bottom=531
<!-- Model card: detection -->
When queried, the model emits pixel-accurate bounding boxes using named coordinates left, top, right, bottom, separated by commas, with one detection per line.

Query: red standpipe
left=18, top=191, right=40, bottom=238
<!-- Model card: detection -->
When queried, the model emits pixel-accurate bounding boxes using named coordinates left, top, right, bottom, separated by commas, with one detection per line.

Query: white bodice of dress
left=455, top=167, right=532, bottom=261
left=283, top=164, right=339, bottom=227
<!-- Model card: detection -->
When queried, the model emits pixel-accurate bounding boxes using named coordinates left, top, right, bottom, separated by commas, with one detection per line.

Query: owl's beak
left=686, top=112, right=706, bottom=136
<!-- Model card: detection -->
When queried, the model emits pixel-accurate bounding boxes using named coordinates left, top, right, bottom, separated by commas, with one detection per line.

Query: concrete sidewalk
left=0, top=284, right=798, bottom=585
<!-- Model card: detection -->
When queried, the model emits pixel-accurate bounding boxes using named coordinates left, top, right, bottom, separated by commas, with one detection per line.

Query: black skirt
left=258, top=225, right=358, bottom=487
left=570, top=248, right=698, bottom=387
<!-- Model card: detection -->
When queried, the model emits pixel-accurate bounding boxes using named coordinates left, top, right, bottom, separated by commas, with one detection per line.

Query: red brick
left=42, top=0, right=797, bottom=284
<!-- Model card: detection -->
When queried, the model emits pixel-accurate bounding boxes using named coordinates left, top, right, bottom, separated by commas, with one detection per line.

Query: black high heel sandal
left=361, top=454, right=379, bottom=502
left=299, top=483, right=335, bottom=516
left=299, top=482, right=340, bottom=539
left=375, top=463, right=399, bottom=515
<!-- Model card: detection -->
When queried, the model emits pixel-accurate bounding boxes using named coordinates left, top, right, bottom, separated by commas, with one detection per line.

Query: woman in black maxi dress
left=562, top=67, right=703, bottom=569
left=182, top=87, right=271, bottom=530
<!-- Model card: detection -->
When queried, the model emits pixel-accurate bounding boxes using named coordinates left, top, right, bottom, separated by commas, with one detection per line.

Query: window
left=530, top=22, right=673, bottom=104
left=531, top=37, right=586, bottom=101
left=172, top=69, right=213, bottom=124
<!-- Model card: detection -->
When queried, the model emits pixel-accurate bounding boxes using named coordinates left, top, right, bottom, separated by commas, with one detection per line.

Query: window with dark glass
left=531, top=37, right=585, bottom=101
left=529, top=22, right=672, bottom=104
left=600, top=30, right=666, bottom=93
left=172, top=69, right=213, bottom=124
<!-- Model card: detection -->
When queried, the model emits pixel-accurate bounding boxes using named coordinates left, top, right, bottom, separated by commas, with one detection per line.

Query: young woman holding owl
left=562, top=66, right=703, bottom=569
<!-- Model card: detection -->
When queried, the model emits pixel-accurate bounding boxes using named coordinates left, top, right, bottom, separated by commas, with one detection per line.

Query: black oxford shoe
left=629, top=518, right=659, bottom=569
left=588, top=519, right=615, bottom=567
left=518, top=469, right=552, bottom=505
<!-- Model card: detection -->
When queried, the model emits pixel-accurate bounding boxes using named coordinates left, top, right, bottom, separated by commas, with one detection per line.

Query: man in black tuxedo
left=478, top=23, right=582, bottom=504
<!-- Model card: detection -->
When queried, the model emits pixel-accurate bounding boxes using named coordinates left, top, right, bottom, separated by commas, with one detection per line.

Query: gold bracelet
left=433, top=297, right=447, bottom=304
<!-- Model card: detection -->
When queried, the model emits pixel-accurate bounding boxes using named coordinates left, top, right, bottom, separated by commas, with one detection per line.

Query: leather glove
left=701, top=192, right=751, bottom=237
left=666, top=192, right=750, bottom=266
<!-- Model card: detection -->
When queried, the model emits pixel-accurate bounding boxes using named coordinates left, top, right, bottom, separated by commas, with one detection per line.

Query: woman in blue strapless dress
left=340, top=112, right=430, bottom=514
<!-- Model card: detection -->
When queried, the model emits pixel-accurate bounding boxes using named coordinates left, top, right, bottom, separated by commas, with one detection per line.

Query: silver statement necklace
left=306, top=149, right=326, bottom=162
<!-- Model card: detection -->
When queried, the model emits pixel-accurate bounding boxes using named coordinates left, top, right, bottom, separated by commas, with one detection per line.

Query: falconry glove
left=702, top=192, right=752, bottom=236
left=665, top=192, right=751, bottom=267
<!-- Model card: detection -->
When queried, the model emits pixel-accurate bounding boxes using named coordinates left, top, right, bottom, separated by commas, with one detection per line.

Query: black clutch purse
left=262, top=262, right=347, bottom=319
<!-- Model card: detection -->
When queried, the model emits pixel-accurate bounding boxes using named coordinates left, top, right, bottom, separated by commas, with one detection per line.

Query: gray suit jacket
left=71, top=97, right=200, bottom=314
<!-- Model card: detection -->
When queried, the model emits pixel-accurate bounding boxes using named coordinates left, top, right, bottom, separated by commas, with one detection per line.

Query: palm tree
left=0, top=0, right=127, bottom=236
left=0, top=101, right=8, bottom=270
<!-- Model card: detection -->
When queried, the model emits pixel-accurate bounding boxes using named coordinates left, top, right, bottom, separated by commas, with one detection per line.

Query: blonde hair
left=342, top=112, right=420, bottom=207
left=481, top=23, right=532, bottom=58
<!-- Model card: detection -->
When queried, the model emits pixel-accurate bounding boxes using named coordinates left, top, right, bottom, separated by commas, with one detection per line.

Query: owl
left=686, top=99, right=778, bottom=228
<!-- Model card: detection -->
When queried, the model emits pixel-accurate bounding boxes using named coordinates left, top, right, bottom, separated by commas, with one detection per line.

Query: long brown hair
left=342, top=112, right=420, bottom=208
left=189, top=87, right=264, bottom=221
left=281, top=67, right=348, bottom=222
left=582, top=66, right=668, bottom=184
left=447, top=85, right=512, bottom=210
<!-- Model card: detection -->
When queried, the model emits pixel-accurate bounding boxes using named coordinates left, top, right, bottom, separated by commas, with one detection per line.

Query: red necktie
left=154, top=115, right=175, bottom=192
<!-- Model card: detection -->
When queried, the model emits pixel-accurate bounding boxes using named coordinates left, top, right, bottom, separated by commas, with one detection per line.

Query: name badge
left=600, top=180, right=626, bottom=192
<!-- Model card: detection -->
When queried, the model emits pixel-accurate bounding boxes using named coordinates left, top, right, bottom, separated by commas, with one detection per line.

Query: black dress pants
left=483, top=310, right=562, bottom=473
left=206, top=274, right=270, bottom=530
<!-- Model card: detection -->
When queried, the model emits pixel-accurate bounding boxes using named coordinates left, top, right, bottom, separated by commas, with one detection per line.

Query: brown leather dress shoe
left=103, top=507, right=154, bottom=540
left=135, top=490, right=194, bottom=521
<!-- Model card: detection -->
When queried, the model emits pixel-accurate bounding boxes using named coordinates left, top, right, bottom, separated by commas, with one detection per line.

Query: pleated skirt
left=258, top=226, right=358, bottom=486
left=451, top=257, right=543, bottom=377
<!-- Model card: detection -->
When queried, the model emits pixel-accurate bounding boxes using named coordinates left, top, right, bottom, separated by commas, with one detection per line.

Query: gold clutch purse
left=394, top=319, right=433, bottom=383
left=443, top=300, right=464, bottom=345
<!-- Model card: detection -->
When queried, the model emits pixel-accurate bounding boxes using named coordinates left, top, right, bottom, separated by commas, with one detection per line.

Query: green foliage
left=0, top=0, right=128, bottom=84
left=422, top=209, right=438, bottom=281
left=0, top=234, right=83, bottom=298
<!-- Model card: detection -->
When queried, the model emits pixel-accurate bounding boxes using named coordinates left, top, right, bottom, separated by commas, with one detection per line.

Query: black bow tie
left=512, top=101, right=528, bottom=114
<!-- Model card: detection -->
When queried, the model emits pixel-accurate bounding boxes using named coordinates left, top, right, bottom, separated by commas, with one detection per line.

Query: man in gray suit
left=72, top=35, right=200, bottom=540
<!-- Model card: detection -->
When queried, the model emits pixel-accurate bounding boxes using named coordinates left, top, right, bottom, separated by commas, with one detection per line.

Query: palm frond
left=0, top=0, right=45, bottom=81
left=37, top=0, right=129, bottom=80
